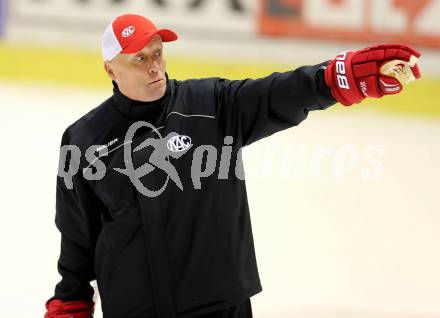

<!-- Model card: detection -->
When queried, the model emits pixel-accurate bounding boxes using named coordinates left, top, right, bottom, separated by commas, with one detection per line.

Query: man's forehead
left=149, top=35, right=163, bottom=46
left=137, top=36, right=163, bottom=53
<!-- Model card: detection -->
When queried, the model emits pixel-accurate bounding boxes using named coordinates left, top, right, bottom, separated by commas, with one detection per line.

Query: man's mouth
left=148, top=79, right=164, bottom=85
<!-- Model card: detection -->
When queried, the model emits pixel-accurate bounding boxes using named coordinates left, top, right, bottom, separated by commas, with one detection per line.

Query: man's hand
left=44, top=299, right=95, bottom=318
left=324, top=44, right=422, bottom=106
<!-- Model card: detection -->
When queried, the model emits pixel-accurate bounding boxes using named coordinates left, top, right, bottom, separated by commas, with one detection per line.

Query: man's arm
left=214, top=44, right=421, bottom=148
left=215, top=61, right=336, bottom=147
left=45, top=128, right=104, bottom=318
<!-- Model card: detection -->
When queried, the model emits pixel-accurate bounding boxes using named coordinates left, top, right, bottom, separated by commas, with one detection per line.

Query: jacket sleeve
left=214, top=61, right=336, bottom=147
left=47, top=128, right=105, bottom=303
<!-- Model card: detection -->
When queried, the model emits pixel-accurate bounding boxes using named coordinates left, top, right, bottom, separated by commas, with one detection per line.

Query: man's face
left=104, top=35, right=167, bottom=102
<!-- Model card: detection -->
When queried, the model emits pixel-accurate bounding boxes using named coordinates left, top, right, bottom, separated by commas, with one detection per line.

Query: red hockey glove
left=324, top=44, right=421, bottom=106
left=44, top=299, right=95, bottom=318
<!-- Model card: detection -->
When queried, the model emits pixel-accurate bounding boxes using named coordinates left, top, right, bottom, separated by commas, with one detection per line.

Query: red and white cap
left=101, top=14, right=178, bottom=61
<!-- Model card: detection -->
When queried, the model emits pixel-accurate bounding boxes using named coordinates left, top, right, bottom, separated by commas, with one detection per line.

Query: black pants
left=196, top=299, right=253, bottom=318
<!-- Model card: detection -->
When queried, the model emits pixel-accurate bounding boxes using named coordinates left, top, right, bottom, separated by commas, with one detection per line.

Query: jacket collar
left=111, top=72, right=171, bottom=121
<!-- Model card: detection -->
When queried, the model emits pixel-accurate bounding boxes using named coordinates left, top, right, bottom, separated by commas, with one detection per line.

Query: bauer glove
left=324, top=44, right=421, bottom=106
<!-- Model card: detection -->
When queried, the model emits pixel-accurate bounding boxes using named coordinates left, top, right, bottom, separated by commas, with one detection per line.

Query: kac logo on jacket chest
left=58, top=121, right=244, bottom=197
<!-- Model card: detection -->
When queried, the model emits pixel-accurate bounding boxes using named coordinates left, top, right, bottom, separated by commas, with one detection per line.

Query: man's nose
left=148, top=60, right=160, bottom=74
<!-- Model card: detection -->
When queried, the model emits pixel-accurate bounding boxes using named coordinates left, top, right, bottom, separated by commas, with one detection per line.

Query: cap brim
left=121, top=29, right=178, bottom=54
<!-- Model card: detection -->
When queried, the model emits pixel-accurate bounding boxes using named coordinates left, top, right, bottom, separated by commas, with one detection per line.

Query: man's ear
left=104, top=61, right=116, bottom=80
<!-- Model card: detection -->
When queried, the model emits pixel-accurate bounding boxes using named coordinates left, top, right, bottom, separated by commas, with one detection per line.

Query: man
left=44, top=13, right=421, bottom=318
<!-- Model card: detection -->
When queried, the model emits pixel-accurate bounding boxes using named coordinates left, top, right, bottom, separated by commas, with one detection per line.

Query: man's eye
left=135, top=56, right=145, bottom=61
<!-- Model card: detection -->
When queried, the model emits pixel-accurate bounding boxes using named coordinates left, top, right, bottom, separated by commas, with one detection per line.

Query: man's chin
left=146, top=84, right=166, bottom=101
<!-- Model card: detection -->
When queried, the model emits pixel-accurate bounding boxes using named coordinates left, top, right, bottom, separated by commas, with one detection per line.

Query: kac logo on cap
left=121, top=26, right=136, bottom=38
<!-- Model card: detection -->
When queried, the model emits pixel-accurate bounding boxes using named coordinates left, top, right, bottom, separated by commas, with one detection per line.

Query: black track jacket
left=48, top=62, right=336, bottom=318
